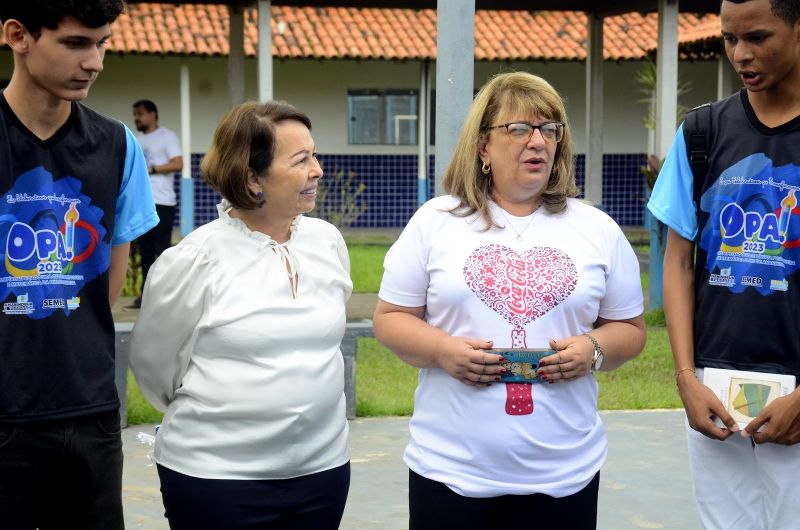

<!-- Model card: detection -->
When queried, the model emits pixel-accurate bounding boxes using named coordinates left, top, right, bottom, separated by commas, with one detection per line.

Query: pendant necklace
left=498, top=205, right=541, bottom=241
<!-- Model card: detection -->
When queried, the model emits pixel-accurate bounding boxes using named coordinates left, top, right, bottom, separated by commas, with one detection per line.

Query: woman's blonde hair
left=443, top=71, right=578, bottom=228
left=201, top=101, right=312, bottom=210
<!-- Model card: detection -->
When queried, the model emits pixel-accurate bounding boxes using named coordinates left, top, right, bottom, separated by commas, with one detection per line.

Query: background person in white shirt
left=130, top=100, right=352, bottom=530
left=130, top=99, right=182, bottom=308
left=374, top=72, right=646, bottom=530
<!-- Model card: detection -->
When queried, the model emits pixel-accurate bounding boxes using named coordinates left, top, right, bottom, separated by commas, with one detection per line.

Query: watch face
left=592, top=348, right=603, bottom=371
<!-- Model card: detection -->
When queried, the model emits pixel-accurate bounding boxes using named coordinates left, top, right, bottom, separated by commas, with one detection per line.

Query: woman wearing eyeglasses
left=373, top=72, right=646, bottom=529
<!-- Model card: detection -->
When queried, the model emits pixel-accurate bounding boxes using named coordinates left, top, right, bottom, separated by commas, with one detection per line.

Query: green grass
left=596, top=326, right=680, bottom=409
left=127, top=237, right=676, bottom=422
left=348, top=244, right=389, bottom=293
left=355, top=338, right=418, bottom=416
left=348, top=244, right=652, bottom=294
left=342, top=232, right=397, bottom=246
left=126, top=371, right=163, bottom=424
left=127, top=317, right=679, bottom=423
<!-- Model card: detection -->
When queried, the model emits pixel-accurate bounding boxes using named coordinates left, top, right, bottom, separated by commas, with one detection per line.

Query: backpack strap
left=683, top=103, right=713, bottom=209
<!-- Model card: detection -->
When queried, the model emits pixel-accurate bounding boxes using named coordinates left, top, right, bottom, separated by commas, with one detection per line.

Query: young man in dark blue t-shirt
left=648, top=0, right=800, bottom=527
left=0, top=1, right=157, bottom=527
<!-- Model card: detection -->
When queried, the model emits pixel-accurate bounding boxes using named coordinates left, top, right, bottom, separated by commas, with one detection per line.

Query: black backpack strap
left=683, top=103, right=713, bottom=209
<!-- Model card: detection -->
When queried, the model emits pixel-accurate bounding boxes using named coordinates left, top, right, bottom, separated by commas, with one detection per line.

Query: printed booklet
left=703, top=367, right=796, bottom=430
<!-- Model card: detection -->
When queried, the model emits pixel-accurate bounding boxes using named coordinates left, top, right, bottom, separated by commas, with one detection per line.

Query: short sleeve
left=165, top=129, right=183, bottom=160
left=129, top=244, right=211, bottom=411
left=598, top=229, right=644, bottom=320
left=378, top=205, right=431, bottom=308
left=647, top=123, right=698, bottom=240
left=113, top=126, right=159, bottom=245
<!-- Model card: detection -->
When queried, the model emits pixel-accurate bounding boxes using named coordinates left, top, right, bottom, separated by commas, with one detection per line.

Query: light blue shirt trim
left=113, top=125, right=159, bottom=245
left=646, top=123, right=698, bottom=241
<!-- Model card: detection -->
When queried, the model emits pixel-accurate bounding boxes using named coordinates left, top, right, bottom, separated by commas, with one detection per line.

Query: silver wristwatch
left=585, top=333, right=603, bottom=372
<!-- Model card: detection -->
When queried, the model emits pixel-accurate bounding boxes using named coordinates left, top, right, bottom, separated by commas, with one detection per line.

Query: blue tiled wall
left=178, top=152, right=648, bottom=228
left=575, top=153, right=648, bottom=226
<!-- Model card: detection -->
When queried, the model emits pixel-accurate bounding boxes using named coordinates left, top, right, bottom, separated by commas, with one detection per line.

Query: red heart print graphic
left=464, top=245, right=577, bottom=415
left=464, top=245, right=577, bottom=326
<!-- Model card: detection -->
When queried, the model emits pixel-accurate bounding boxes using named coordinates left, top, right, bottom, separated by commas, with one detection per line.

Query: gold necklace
left=497, top=205, right=541, bottom=241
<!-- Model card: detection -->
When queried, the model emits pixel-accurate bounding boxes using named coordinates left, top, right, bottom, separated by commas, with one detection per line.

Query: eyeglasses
left=483, top=121, right=564, bottom=144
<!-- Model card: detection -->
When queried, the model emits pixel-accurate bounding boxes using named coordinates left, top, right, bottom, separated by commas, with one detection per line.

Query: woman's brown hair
left=201, top=101, right=312, bottom=210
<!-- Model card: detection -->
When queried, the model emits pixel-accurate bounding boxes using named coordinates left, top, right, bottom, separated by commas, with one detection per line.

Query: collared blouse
left=130, top=201, right=353, bottom=479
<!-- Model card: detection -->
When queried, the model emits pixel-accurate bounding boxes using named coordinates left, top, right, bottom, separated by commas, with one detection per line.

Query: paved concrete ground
left=122, top=410, right=700, bottom=530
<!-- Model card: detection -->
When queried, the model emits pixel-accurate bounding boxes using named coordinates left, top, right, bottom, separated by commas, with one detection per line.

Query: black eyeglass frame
left=481, top=121, right=565, bottom=144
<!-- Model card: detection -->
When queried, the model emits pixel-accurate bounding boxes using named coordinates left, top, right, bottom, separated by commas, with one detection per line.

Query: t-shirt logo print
left=464, top=245, right=577, bottom=415
left=699, top=154, right=800, bottom=295
left=0, top=168, right=109, bottom=319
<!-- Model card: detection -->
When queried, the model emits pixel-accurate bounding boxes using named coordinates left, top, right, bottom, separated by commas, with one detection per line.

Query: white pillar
left=417, top=60, right=429, bottom=206
left=649, top=0, right=679, bottom=311
left=258, top=0, right=273, bottom=102
left=717, top=54, right=733, bottom=101
left=179, top=59, right=194, bottom=236
left=434, top=0, right=475, bottom=196
left=228, top=5, right=246, bottom=107
left=584, top=12, right=604, bottom=206
left=655, top=0, right=679, bottom=160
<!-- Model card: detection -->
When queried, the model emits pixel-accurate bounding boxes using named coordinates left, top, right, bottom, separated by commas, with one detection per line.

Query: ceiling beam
left=129, top=0, right=721, bottom=13
left=594, top=0, right=657, bottom=17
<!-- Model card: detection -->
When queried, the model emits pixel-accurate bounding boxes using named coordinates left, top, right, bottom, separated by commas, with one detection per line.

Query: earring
left=255, top=190, right=265, bottom=208
left=481, top=162, right=491, bottom=175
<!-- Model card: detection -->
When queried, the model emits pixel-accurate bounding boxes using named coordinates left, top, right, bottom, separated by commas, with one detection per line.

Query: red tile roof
left=3, top=4, right=722, bottom=61
left=679, top=13, right=721, bottom=45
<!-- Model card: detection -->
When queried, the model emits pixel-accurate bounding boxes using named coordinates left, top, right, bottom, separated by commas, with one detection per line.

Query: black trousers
left=0, top=411, right=124, bottom=530
left=157, top=461, right=351, bottom=530
left=409, top=469, right=600, bottom=530
left=138, top=203, right=175, bottom=289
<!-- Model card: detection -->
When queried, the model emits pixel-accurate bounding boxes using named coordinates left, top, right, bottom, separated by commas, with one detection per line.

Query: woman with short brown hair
left=131, top=100, right=352, bottom=530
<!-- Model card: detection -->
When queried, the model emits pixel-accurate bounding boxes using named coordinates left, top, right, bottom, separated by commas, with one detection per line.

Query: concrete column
left=434, top=0, right=475, bottom=196
left=655, top=0, right=678, bottom=160
left=340, top=322, right=374, bottom=419
left=584, top=12, right=604, bottom=207
left=179, top=59, right=194, bottom=236
left=258, top=0, right=273, bottom=102
left=115, top=323, right=134, bottom=428
left=649, top=0, right=680, bottom=311
left=228, top=5, right=246, bottom=107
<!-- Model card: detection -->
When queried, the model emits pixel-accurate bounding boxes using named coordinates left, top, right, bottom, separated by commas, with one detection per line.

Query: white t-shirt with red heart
left=378, top=194, right=643, bottom=498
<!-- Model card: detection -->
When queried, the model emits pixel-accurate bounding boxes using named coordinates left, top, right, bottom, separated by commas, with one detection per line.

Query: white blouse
left=130, top=201, right=353, bottom=480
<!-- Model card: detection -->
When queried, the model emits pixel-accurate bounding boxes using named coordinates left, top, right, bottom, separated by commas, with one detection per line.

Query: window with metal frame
left=347, top=89, right=419, bottom=145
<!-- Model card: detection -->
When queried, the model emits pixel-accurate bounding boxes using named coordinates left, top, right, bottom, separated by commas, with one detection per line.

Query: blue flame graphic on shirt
left=699, top=153, right=800, bottom=296
left=0, top=168, right=109, bottom=318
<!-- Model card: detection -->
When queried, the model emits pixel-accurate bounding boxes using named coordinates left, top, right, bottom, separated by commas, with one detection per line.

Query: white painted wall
left=0, top=49, right=734, bottom=156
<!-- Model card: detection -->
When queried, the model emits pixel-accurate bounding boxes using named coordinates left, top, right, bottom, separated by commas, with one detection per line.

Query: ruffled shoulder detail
left=215, top=200, right=301, bottom=244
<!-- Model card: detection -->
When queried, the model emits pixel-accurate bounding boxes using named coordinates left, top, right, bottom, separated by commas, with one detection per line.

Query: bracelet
left=583, top=333, right=601, bottom=354
left=674, top=367, right=696, bottom=383
left=584, top=333, right=603, bottom=372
